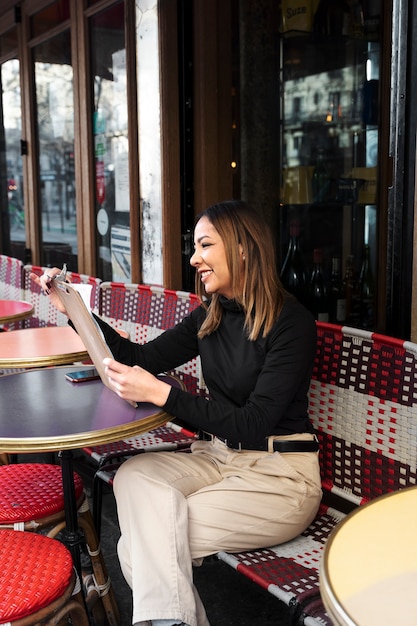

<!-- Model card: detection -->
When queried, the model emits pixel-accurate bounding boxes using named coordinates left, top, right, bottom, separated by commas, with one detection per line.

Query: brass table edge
left=0, top=410, right=171, bottom=453
left=0, top=351, right=89, bottom=368
left=0, top=302, right=34, bottom=325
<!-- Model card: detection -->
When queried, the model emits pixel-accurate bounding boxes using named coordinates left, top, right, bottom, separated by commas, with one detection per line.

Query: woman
left=36, top=200, right=322, bottom=626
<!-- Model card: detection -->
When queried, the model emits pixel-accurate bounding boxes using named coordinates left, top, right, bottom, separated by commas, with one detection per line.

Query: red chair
left=0, top=463, right=120, bottom=626
left=0, top=528, right=89, bottom=625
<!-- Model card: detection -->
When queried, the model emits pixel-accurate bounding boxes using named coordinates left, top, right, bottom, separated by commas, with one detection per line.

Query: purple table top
left=0, top=366, right=182, bottom=453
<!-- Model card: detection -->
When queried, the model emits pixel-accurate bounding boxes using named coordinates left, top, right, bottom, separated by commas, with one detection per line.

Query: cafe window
left=90, top=1, right=130, bottom=281
left=0, top=17, right=24, bottom=259
left=0, top=55, right=24, bottom=258
left=33, top=28, right=77, bottom=268
left=0, top=0, right=167, bottom=284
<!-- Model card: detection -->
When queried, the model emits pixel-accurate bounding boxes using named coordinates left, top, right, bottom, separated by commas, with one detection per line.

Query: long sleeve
left=90, top=296, right=316, bottom=444
left=163, top=298, right=317, bottom=442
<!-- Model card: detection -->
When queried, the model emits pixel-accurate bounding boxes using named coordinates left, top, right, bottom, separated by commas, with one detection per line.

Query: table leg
left=59, top=450, right=120, bottom=626
left=58, top=450, right=85, bottom=577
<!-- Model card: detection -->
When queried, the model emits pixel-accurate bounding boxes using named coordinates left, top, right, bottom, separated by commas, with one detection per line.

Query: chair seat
left=217, top=503, right=346, bottom=626
left=83, top=422, right=198, bottom=464
left=0, top=529, right=74, bottom=622
left=0, top=464, right=84, bottom=523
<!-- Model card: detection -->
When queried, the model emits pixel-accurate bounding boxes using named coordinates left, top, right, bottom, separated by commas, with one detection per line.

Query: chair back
left=0, top=255, right=24, bottom=330
left=22, top=264, right=101, bottom=327
left=311, top=322, right=417, bottom=506
left=99, top=282, right=207, bottom=396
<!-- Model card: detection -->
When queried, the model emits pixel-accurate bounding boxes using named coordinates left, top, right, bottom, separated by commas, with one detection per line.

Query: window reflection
left=90, top=2, right=130, bottom=281
left=0, top=58, right=25, bottom=259
left=33, top=29, right=77, bottom=269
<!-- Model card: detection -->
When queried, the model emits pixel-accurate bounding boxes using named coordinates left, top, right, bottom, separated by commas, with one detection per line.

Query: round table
left=320, top=486, right=417, bottom=626
left=0, top=366, right=183, bottom=583
left=0, top=325, right=89, bottom=367
left=0, top=366, right=179, bottom=452
left=0, top=299, right=34, bottom=325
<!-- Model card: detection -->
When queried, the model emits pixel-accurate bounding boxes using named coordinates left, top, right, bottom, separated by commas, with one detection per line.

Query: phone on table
left=65, top=368, right=100, bottom=383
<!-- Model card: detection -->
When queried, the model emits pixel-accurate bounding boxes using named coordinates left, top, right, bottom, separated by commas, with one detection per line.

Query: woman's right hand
left=30, top=267, right=69, bottom=316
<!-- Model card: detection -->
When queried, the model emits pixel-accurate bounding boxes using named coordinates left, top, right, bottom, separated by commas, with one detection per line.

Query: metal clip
left=54, top=263, right=68, bottom=283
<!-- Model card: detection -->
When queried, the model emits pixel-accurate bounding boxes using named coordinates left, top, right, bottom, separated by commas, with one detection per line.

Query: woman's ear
left=239, top=243, right=245, bottom=260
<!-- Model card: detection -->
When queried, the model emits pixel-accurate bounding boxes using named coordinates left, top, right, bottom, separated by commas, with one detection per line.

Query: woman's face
left=191, top=216, right=242, bottom=299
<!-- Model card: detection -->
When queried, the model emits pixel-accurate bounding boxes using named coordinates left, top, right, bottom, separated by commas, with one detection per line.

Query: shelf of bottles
left=278, top=0, right=380, bottom=329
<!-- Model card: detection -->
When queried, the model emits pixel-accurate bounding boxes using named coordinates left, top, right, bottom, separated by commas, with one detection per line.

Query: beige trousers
left=113, top=434, right=322, bottom=626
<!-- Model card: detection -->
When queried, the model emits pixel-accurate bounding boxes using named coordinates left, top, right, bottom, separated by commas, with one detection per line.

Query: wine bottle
left=280, top=219, right=307, bottom=305
left=329, top=256, right=346, bottom=323
left=343, top=255, right=360, bottom=325
left=309, top=248, right=329, bottom=322
left=312, top=148, right=330, bottom=203
left=359, top=244, right=375, bottom=329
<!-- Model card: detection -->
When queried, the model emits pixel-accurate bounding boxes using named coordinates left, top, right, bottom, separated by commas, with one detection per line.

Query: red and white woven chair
left=86, top=421, right=198, bottom=536
left=216, top=323, right=417, bottom=626
left=22, top=264, right=102, bottom=328
left=0, top=463, right=120, bottom=626
left=0, top=529, right=89, bottom=625
left=0, top=254, right=24, bottom=331
left=82, top=282, right=206, bottom=535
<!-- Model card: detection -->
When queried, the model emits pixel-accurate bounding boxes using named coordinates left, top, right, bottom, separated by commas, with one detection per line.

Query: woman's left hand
left=103, top=358, right=171, bottom=407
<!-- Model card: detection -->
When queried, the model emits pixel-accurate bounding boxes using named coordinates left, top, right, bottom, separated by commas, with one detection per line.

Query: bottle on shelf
left=343, top=255, right=360, bottom=326
left=312, top=148, right=330, bottom=203
left=359, top=243, right=375, bottom=329
left=280, top=219, right=307, bottom=306
left=309, top=248, right=329, bottom=322
left=349, top=1, right=365, bottom=38
left=329, top=256, right=346, bottom=323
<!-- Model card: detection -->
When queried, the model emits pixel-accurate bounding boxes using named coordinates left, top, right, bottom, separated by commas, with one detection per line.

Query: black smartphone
left=65, top=368, right=100, bottom=383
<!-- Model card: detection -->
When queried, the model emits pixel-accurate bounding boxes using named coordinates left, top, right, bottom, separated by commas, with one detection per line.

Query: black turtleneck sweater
left=93, top=296, right=317, bottom=445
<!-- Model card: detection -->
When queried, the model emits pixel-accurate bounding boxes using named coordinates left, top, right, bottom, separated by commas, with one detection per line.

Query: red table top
left=0, top=300, right=34, bottom=324
left=0, top=325, right=88, bottom=367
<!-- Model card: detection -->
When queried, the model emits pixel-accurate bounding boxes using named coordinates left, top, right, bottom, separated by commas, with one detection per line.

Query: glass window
left=90, top=2, right=130, bottom=281
left=136, top=0, right=162, bottom=285
left=0, top=57, right=25, bottom=259
left=33, top=29, right=77, bottom=269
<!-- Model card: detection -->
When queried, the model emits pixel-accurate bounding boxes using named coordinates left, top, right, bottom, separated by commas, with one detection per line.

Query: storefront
left=0, top=0, right=416, bottom=340
left=0, top=0, right=190, bottom=288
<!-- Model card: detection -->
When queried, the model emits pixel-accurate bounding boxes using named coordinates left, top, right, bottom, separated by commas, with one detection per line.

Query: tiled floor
left=74, top=452, right=293, bottom=626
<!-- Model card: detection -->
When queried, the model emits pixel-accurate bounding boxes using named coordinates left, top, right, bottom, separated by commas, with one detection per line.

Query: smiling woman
left=37, top=199, right=321, bottom=626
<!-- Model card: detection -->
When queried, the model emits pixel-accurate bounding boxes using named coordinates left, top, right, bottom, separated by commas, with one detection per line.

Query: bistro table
left=320, top=485, right=417, bottom=626
left=0, top=366, right=183, bottom=585
left=0, top=325, right=89, bottom=367
left=0, top=299, right=34, bottom=326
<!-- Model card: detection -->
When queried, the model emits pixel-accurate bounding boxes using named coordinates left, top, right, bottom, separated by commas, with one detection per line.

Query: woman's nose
left=190, top=250, right=199, bottom=267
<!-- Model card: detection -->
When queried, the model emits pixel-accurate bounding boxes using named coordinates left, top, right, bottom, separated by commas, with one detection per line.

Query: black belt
left=216, top=437, right=319, bottom=453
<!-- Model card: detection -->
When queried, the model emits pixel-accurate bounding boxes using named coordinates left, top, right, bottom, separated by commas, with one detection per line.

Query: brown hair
left=194, top=200, right=285, bottom=340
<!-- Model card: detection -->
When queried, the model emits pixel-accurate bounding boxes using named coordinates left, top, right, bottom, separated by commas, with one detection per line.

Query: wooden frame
left=192, top=0, right=234, bottom=215
left=159, top=0, right=182, bottom=289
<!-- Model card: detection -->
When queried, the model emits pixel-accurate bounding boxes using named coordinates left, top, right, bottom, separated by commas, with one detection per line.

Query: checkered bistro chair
left=0, top=529, right=89, bottom=625
left=22, top=264, right=102, bottom=328
left=85, top=421, right=198, bottom=537
left=0, top=463, right=120, bottom=626
left=0, top=254, right=24, bottom=331
left=97, top=282, right=206, bottom=394
left=82, top=282, right=207, bottom=533
left=216, top=323, right=417, bottom=626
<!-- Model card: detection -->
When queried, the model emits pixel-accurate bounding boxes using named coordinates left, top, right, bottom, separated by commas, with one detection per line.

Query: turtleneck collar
left=219, top=295, right=244, bottom=312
